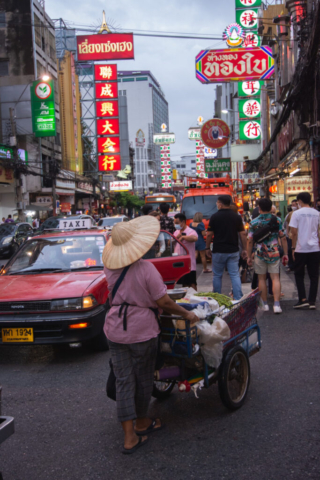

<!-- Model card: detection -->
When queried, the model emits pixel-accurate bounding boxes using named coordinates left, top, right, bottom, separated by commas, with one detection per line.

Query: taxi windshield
left=181, top=195, right=231, bottom=219
left=3, top=235, right=106, bottom=275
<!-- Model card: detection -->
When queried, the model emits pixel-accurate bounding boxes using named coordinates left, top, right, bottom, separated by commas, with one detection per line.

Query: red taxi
left=0, top=229, right=190, bottom=351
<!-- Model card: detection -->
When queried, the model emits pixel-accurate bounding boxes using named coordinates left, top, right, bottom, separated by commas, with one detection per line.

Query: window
left=181, top=164, right=186, bottom=168
left=123, top=78, right=134, bottom=82
left=137, top=161, right=140, bottom=173
left=136, top=148, right=140, bottom=160
left=143, top=232, right=187, bottom=259
left=181, top=195, right=231, bottom=219
left=225, top=95, right=228, bottom=109
left=123, top=90, right=126, bottom=96
left=136, top=77, right=148, bottom=81
left=176, top=164, right=181, bottom=168
left=0, top=61, right=9, bottom=76
left=119, top=90, right=122, bottom=96
left=191, top=160, right=196, bottom=164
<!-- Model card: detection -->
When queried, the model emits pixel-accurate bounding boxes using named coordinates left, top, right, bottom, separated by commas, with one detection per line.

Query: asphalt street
left=0, top=271, right=320, bottom=480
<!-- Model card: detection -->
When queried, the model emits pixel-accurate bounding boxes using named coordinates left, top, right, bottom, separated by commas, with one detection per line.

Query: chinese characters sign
left=286, top=176, right=312, bottom=194
left=238, top=80, right=262, bottom=96
left=96, top=64, right=121, bottom=172
left=205, top=158, right=231, bottom=173
left=239, top=98, right=261, bottom=118
left=236, top=9, right=259, bottom=29
left=239, top=172, right=260, bottom=184
left=235, top=0, right=262, bottom=7
left=201, top=119, right=230, bottom=149
left=196, top=47, right=274, bottom=83
left=160, top=145, right=172, bottom=189
left=77, top=33, right=134, bottom=61
left=196, top=140, right=207, bottom=178
left=239, top=120, right=261, bottom=140
left=30, top=79, right=56, bottom=137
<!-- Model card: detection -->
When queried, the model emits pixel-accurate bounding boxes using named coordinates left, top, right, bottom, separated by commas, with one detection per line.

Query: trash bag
left=196, top=317, right=230, bottom=368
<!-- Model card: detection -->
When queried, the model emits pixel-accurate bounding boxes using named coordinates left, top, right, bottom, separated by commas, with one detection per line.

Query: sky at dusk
left=46, top=0, right=236, bottom=161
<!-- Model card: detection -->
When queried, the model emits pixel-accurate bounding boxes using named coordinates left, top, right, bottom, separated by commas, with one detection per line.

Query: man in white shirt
left=289, top=192, right=320, bottom=309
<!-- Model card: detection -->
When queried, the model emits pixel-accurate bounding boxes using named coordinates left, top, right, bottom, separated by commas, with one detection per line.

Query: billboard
left=110, top=181, right=133, bottom=191
left=196, top=47, right=274, bottom=83
left=30, top=79, right=56, bottom=137
left=77, top=33, right=134, bottom=61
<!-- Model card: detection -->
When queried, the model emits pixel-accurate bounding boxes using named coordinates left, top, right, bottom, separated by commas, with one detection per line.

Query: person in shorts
left=247, top=198, right=288, bottom=314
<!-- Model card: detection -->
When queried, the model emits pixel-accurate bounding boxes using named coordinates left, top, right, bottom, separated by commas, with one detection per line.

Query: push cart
left=153, top=289, right=261, bottom=410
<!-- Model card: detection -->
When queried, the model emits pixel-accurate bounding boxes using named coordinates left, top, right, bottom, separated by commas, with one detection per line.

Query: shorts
left=254, top=256, right=280, bottom=275
left=177, top=270, right=197, bottom=286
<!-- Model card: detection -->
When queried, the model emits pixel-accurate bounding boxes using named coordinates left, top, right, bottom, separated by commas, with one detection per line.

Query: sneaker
left=263, top=304, right=269, bottom=312
left=273, top=305, right=282, bottom=314
left=293, top=300, right=309, bottom=309
left=309, top=303, right=316, bottom=310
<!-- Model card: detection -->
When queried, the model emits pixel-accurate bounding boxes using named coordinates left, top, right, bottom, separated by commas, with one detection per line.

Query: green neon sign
left=31, top=79, right=56, bottom=138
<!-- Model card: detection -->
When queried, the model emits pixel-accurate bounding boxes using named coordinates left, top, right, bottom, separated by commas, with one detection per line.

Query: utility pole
left=10, top=108, right=25, bottom=222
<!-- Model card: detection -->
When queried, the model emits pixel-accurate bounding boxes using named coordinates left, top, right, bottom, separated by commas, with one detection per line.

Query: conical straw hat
left=102, top=216, right=160, bottom=270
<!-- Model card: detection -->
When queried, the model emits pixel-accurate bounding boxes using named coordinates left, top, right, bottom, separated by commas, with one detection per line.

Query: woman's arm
left=156, top=294, right=199, bottom=324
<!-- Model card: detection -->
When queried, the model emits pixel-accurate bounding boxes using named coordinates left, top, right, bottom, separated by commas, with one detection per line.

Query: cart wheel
left=218, top=346, right=250, bottom=410
left=152, top=380, right=176, bottom=399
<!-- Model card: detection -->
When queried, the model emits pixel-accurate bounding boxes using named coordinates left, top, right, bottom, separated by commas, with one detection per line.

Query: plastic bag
left=189, top=295, right=219, bottom=313
left=196, top=317, right=231, bottom=368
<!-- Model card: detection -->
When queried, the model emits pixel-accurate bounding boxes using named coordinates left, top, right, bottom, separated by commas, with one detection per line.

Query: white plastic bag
left=196, top=317, right=231, bottom=368
left=190, top=303, right=212, bottom=319
left=189, top=295, right=219, bottom=313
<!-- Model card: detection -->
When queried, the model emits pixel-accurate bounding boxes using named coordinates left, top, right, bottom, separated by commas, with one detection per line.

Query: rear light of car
left=68, top=322, right=90, bottom=329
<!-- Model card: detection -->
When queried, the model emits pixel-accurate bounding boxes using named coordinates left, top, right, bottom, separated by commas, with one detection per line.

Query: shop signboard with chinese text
left=30, top=79, right=56, bottom=137
left=205, top=158, right=231, bottom=173
left=97, top=137, right=120, bottom=154
left=243, top=31, right=261, bottom=48
left=286, top=176, right=313, bottom=195
left=77, top=33, right=134, bottom=61
left=239, top=119, right=261, bottom=140
left=95, top=82, right=118, bottom=99
left=239, top=98, right=261, bottom=119
left=236, top=9, right=259, bottom=29
left=110, top=181, right=133, bottom=192
left=201, top=119, right=230, bottom=149
left=94, top=64, right=117, bottom=81
left=196, top=47, right=274, bottom=83
left=96, top=118, right=120, bottom=136
left=160, top=145, right=172, bottom=188
left=96, top=100, right=119, bottom=117
left=235, top=0, right=262, bottom=7
left=98, top=155, right=121, bottom=172
left=239, top=172, right=260, bottom=184
left=238, top=80, right=263, bottom=97
left=153, top=133, right=175, bottom=145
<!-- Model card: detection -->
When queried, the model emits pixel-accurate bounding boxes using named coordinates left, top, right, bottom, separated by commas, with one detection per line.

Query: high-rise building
left=117, top=70, right=169, bottom=193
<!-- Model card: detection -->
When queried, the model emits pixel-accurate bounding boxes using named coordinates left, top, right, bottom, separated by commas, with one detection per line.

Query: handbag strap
left=111, top=265, right=130, bottom=302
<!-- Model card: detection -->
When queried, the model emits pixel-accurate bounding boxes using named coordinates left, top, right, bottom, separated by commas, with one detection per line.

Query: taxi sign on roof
left=58, top=219, right=92, bottom=230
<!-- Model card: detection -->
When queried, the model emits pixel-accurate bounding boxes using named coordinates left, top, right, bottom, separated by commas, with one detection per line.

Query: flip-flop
left=135, top=419, right=165, bottom=436
left=122, top=436, right=148, bottom=455
left=203, top=270, right=212, bottom=273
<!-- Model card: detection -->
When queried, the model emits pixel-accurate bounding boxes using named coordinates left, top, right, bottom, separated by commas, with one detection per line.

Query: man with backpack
left=247, top=198, right=288, bottom=314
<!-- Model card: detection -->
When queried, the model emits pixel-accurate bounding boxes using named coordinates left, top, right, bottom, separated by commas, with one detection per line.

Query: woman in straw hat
left=102, top=216, right=199, bottom=454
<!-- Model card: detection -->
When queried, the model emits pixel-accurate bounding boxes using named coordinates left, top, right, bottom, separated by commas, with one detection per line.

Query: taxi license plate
left=2, top=328, right=34, bottom=343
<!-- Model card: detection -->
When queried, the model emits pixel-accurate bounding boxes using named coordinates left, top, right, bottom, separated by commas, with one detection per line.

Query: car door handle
left=173, top=262, right=184, bottom=268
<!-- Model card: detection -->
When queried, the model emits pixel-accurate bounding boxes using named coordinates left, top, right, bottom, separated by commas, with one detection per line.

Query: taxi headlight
left=82, top=295, right=98, bottom=309
left=2, top=236, right=13, bottom=245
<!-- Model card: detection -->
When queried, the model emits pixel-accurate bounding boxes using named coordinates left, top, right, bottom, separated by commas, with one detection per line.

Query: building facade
left=117, top=70, right=169, bottom=193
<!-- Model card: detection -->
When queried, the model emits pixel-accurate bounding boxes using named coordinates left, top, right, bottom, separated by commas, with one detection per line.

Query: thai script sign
left=239, top=98, right=261, bottom=119
left=77, top=34, right=134, bottom=61
left=201, top=119, right=230, bottom=149
left=239, top=119, right=261, bottom=140
left=205, top=158, right=231, bottom=173
left=30, top=79, right=56, bottom=137
left=110, top=181, right=133, bottom=192
left=153, top=133, right=175, bottom=145
left=239, top=172, right=260, bottom=184
left=286, top=176, right=312, bottom=194
left=0, top=144, right=13, bottom=159
left=196, top=47, right=274, bottom=83
left=188, top=128, right=201, bottom=140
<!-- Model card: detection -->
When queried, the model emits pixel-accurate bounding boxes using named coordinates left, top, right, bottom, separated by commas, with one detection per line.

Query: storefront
left=75, top=180, right=95, bottom=214
left=55, top=170, right=76, bottom=214
left=0, top=167, right=15, bottom=219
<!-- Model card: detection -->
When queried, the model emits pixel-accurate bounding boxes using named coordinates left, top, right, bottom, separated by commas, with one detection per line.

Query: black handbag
left=252, top=215, right=279, bottom=244
left=106, top=266, right=130, bottom=401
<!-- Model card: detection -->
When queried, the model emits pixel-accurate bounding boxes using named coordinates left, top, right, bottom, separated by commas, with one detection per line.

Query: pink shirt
left=103, top=259, right=166, bottom=344
left=174, top=226, right=197, bottom=271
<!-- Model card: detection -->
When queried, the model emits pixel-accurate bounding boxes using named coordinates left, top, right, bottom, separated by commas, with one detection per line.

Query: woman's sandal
left=135, top=418, right=164, bottom=436
left=203, top=269, right=212, bottom=273
left=122, top=436, right=148, bottom=455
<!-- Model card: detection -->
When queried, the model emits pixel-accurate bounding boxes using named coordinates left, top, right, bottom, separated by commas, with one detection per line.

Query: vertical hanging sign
left=30, top=79, right=56, bottom=137
left=160, top=145, right=172, bottom=189
left=95, top=64, right=121, bottom=173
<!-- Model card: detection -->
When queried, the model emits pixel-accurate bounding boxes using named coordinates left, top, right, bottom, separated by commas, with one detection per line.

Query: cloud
left=46, top=0, right=235, bottom=160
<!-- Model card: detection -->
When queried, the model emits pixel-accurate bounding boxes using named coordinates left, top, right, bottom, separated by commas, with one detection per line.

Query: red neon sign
left=97, top=136, right=120, bottom=154
left=95, top=82, right=118, bottom=100
left=77, top=33, right=134, bottom=62
left=94, top=64, right=117, bottom=81
left=96, top=100, right=119, bottom=117
left=96, top=118, right=120, bottom=136
left=98, top=155, right=121, bottom=172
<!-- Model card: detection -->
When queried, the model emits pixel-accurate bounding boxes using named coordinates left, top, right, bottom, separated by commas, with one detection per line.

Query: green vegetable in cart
left=194, top=292, right=233, bottom=309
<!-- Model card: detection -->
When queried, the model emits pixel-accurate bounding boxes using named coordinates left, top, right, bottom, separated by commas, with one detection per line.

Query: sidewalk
left=196, top=262, right=300, bottom=301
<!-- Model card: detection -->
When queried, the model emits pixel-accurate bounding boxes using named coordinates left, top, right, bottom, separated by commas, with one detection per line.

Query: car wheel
left=89, top=330, right=109, bottom=352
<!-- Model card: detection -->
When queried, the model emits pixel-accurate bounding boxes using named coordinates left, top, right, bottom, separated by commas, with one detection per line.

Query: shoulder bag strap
left=111, top=265, right=130, bottom=302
